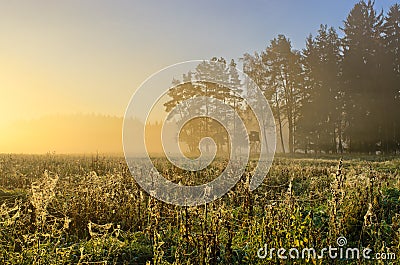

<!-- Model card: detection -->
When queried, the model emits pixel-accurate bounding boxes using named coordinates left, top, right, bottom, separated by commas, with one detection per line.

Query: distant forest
left=168, top=1, right=400, bottom=155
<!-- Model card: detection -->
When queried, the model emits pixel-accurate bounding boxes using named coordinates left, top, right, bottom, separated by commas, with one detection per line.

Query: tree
left=382, top=3, right=400, bottom=152
left=262, top=35, right=303, bottom=154
left=297, top=25, right=342, bottom=153
left=341, top=0, right=384, bottom=152
left=164, top=58, right=245, bottom=156
left=243, top=52, right=286, bottom=153
left=243, top=35, right=302, bottom=154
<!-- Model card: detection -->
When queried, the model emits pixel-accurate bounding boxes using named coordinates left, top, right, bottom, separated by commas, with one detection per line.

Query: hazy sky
left=0, top=1, right=398, bottom=153
left=1, top=1, right=397, bottom=122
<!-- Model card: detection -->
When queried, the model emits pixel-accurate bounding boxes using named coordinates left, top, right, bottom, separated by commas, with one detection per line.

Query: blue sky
left=0, top=0, right=398, bottom=123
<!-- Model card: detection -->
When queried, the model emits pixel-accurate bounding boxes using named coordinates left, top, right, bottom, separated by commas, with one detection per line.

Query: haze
left=0, top=0, right=397, bottom=153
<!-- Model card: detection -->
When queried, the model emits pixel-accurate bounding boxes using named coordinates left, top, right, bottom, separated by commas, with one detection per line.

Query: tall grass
left=0, top=154, right=399, bottom=264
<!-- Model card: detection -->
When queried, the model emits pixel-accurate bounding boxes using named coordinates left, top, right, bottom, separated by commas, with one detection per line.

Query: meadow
left=0, top=154, right=399, bottom=264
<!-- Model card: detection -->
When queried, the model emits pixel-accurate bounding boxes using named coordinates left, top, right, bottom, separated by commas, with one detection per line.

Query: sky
left=0, top=0, right=398, bottom=153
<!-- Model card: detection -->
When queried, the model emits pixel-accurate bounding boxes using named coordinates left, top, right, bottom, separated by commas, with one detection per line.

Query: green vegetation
left=0, top=154, right=399, bottom=264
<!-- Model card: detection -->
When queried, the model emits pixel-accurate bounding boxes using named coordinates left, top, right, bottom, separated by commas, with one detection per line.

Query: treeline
left=243, top=1, right=400, bottom=154
left=166, top=1, right=400, bottom=155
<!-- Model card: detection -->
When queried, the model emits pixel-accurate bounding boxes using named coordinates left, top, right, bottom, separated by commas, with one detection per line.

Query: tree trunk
left=288, top=114, right=294, bottom=154
left=275, top=91, right=286, bottom=154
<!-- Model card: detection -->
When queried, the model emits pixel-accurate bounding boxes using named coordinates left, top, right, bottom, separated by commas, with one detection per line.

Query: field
left=0, top=154, right=399, bottom=264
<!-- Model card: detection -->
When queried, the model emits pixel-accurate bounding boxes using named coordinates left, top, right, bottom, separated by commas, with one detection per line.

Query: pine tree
left=341, top=0, right=384, bottom=152
left=262, top=35, right=302, bottom=154
left=382, top=3, right=400, bottom=152
left=298, top=25, right=342, bottom=153
left=164, top=58, right=243, bottom=156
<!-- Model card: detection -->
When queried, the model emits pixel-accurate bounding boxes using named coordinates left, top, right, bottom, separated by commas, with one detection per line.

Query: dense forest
left=166, top=1, right=400, bottom=155
left=245, top=1, right=400, bottom=154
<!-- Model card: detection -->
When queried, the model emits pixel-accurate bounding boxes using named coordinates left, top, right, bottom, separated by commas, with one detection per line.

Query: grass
left=0, top=153, right=399, bottom=264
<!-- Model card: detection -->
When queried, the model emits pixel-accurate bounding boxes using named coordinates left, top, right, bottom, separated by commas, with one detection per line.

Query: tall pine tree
left=341, top=0, right=384, bottom=152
